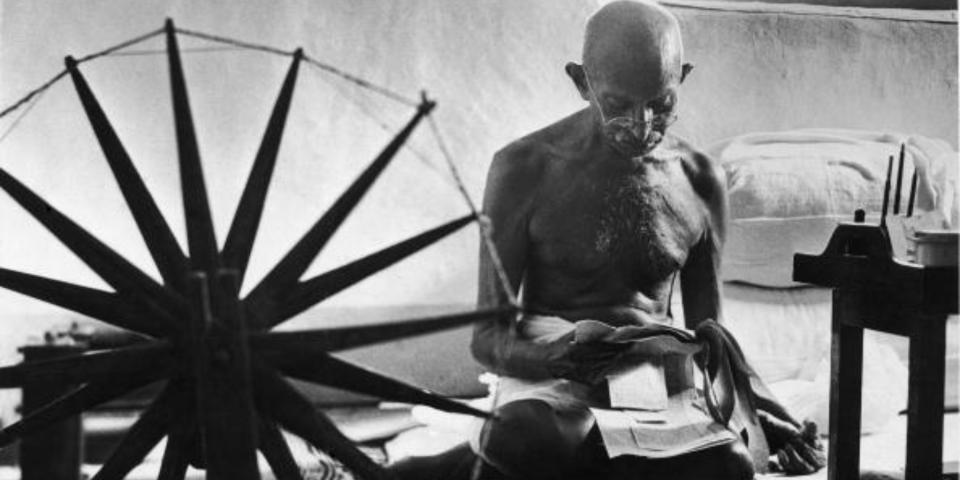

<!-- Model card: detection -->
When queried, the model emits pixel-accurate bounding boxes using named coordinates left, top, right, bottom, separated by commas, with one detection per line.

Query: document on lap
left=590, top=389, right=738, bottom=459
left=573, top=320, right=737, bottom=458
left=607, top=361, right=669, bottom=411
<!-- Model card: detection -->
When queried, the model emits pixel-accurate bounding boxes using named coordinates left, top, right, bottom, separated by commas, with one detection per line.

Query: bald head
left=564, top=1, right=691, bottom=156
left=582, top=0, right=685, bottom=94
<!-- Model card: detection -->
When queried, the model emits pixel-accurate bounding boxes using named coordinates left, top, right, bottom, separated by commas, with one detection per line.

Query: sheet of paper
left=590, top=408, right=649, bottom=458
left=590, top=389, right=738, bottom=459
left=607, top=361, right=668, bottom=411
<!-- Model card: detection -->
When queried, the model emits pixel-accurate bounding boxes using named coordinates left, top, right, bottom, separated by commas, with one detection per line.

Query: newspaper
left=574, top=320, right=738, bottom=458
left=591, top=388, right=738, bottom=459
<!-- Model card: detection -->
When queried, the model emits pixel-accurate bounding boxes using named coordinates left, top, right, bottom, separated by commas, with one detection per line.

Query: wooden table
left=794, top=222, right=958, bottom=480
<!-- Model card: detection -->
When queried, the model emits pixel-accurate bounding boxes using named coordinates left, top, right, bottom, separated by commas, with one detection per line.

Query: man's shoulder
left=665, top=135, right=726, bottom=200
left=494, top=135, right=548, bottom=167
left=488, top=137, right=548, bottom=192
left=492, top=111, right=588, bottom=175
left=663, top=135, right=728, bottom=235
left=491, top=126, right=567, bottom=180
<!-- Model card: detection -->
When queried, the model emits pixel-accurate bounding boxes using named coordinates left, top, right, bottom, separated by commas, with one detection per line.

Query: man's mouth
left=606, top=130, right=664, bottom=158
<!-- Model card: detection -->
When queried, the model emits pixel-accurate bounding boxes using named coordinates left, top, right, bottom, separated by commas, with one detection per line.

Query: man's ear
left=681, top=63, right=694, bottom=83
left=565, top=62, right=590, bottom=101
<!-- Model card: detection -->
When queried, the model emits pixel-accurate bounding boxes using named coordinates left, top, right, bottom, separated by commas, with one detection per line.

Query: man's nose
left=630, top=108, right=654, bottom=134
left=633, top=107, right=654, bottom=124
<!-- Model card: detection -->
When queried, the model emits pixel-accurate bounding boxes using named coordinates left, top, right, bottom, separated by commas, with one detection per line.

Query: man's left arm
left=679, top=151, right=726, bottom=329
left=680, top=151, right=825, bottom=475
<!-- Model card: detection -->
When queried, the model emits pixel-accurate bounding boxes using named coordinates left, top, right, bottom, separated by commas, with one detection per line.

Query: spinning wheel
left=0, top=19, right=515, bottom=480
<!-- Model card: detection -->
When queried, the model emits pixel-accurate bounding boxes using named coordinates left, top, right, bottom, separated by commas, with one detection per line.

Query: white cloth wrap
left=469, top=316, right=738, bottom=459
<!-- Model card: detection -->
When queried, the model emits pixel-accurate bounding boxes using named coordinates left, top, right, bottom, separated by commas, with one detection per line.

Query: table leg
left=19, top=345, right=86, bottom=480
left=829, top=290, right=864, bottom=480
left=905, top=315, right=946, bottom=480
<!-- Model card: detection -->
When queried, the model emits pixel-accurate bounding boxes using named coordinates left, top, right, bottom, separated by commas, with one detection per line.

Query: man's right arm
left=470, top=146, right=568, bottom=381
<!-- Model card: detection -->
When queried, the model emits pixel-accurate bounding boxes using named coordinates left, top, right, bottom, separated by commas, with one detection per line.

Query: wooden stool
left=794, top=222, right=957, bottom=480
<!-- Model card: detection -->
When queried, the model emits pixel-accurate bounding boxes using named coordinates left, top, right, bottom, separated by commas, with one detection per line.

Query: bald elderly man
left=390, top=2, right=824, bottom=479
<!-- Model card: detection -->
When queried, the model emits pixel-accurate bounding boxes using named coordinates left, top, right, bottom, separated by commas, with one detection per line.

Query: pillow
left=708, top=129, right=957, bottom=287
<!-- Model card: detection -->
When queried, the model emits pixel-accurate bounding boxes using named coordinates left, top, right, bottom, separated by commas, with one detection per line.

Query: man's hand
left=760, top=411, right=826, bottom=475
left=547, top=332, right=630, bottom=386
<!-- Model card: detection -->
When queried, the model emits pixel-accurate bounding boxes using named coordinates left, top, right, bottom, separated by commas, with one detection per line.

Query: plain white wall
left=670, top=2, right=958, bottom=149
left=0, top=1, right=956, bottom=400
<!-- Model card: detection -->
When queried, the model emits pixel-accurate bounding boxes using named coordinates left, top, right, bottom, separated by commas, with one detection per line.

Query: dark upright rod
left=893, top=143, right=906, bottom=215
left=906, top=170, right=919, bottom=218
left=880, top=155, right=893, bottom=228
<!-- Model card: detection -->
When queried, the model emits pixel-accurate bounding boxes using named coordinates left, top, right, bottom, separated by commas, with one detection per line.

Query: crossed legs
left=390, top=398, right=755, bottom=480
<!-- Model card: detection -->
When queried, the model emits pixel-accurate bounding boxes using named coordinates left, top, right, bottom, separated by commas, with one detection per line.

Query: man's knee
left=708, top=440, right=755, bottom=480
left=479, top=400, right=593, bottom=479
left=387, top=443, right=478, bottom=480
left=610, top=440, right=755, bottom=480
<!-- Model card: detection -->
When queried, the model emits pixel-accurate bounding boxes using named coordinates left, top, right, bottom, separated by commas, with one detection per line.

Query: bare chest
left=530, top=158, right=706, bottom=283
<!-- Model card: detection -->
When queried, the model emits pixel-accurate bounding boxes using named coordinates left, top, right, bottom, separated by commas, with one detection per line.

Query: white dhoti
left=470, top=317, right=741, bottom=460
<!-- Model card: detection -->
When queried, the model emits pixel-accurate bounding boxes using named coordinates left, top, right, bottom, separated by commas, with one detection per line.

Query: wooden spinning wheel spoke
left=0, top=18, right=516, bottom=480
left=253, top=366, right=394, bottom=480
left=157, top=418, right=193, bottom=480
left=0, top=168, right=186, bottom=324
left=166, top=20, right=220, bottom=273
left=0, top=374, right=166, bottom=449
left=254, top=306, right=515, bottom=355
left=0, top=268, right=166, bottom=337
left=270, top=213, right=476, bottom=325
left=0, top=341, right=171, bottom=388
left=281, top=353, right=491, bottom=419
left=256, top=416, right=304, bottom=480
left=91, top=385, right=188, bottom=480
left=244, top=99, right=436, bottom=320
left=222, top=49, right=303, bottom=285
left=65, top=56, right=188, bottom=292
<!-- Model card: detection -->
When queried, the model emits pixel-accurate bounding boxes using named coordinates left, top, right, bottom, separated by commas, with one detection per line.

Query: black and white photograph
left=0, top=0, right=956, bottom=479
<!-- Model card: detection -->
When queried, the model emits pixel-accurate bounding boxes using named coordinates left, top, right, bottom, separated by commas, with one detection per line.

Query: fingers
left=801, top=419, right=820, bottom=442
left=768, top=456, right=783, bottom=473
left=568, top=349, right=621, bottom=364
left=789, top=439, right=825, bottom=469
left=758, top=409, right=801, bottom=446
left=565, top=367, right=606, bottom=386
left=794, top=420, right=826, bottom=469
left=567, top=344, right=639, bottom=385
left=567, top=342, right=627, bottom=367
left=557, top=359, right=612, bottom=385
left=779, top=444, right=817, bottom=475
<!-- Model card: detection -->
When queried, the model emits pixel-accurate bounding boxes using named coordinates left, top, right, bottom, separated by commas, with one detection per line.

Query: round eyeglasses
left=600, top=110, right=679, bottom=133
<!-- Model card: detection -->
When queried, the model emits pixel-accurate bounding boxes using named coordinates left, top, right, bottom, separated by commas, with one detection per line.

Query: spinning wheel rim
left=0, top=18, right=516, bottom=480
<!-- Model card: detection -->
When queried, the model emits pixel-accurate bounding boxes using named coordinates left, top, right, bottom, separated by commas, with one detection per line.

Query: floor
left=0, top=413, right=954, bottom=479
left=759, top=413, right=959, bottom=479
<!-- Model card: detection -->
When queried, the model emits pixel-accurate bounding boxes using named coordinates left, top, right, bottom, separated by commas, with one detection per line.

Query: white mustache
left=606, top=127, right=665, bottom=158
